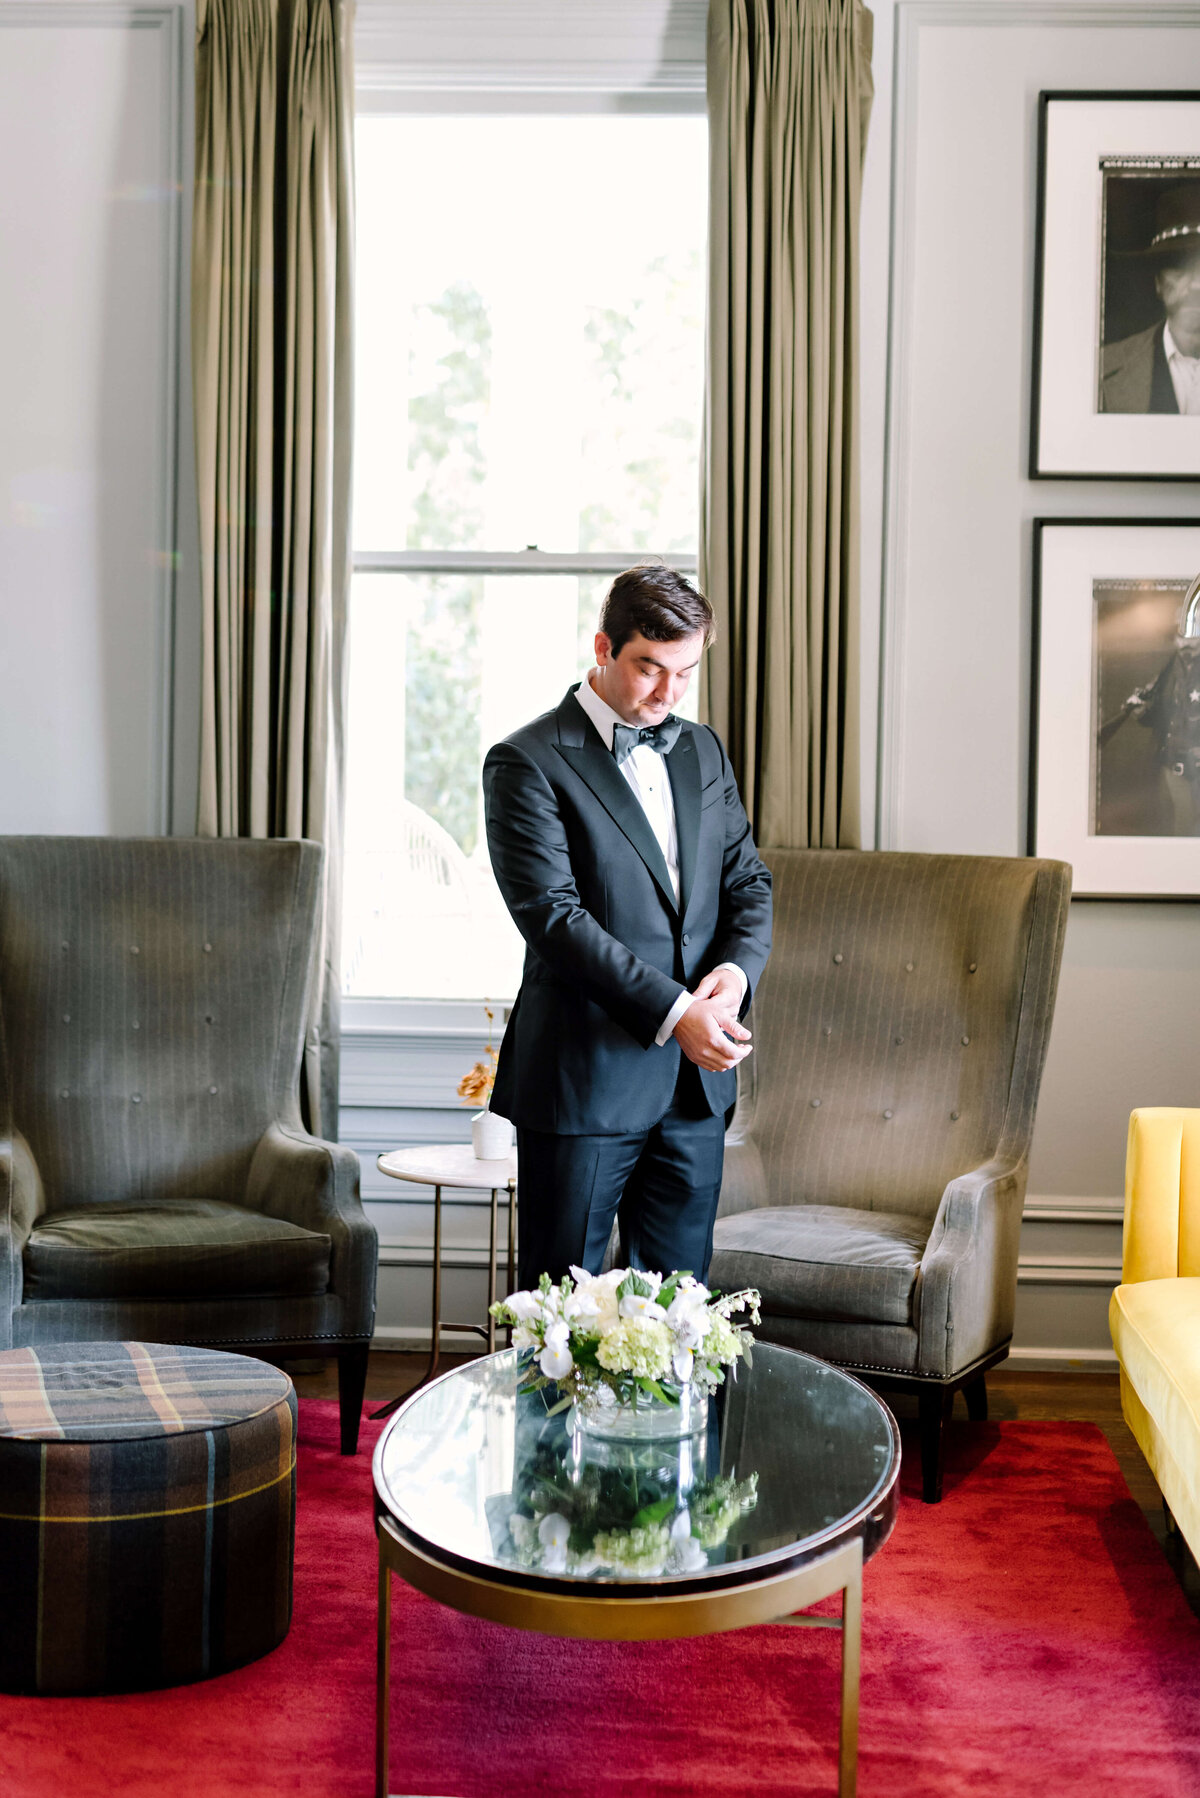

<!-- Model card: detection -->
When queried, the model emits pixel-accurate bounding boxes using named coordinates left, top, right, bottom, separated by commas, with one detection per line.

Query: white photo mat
left=1033, top=521, right=1200, bottom=895
left=1034, top=95, right=1200, bottom=478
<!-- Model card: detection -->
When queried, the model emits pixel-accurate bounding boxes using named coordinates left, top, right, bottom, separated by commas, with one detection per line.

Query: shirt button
left=682, top=933, right=690, bottom=944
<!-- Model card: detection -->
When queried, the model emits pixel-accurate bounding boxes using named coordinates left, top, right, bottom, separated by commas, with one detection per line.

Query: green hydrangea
left=593, top=1523, right=670, bottom=1574
left=595, top=1318, right=673, bottom=1380
left=702, top=1314, right=744, bottom=1366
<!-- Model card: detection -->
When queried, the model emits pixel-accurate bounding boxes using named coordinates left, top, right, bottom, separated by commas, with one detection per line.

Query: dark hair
left=598, top=564, right=716, bottom=659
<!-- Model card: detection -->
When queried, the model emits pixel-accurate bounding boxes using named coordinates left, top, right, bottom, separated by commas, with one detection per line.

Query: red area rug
left=1, top=1401, right=1198, bottom=1797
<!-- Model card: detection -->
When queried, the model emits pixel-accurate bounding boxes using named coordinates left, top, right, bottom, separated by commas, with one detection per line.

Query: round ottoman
left=0, top=1341, right=296, bottom=1694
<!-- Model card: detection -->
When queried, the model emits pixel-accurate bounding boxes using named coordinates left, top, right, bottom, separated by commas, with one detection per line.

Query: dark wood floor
left=291, top=1354, right=1200, bottom=1620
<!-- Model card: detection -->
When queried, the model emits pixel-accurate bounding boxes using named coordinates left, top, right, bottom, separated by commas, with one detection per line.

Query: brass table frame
left=371, top=1149, right=518, bottom=1422
left=375, top=1515, right=865, bottom=1798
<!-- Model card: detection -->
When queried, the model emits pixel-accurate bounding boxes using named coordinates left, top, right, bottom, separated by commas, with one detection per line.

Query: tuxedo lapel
left=552, top=690, right=679, bottom=914
left=666, top=731, right=701, bottom=922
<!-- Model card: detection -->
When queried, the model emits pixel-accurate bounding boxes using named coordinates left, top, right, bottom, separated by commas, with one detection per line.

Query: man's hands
left=672, top=967, right=752, bottom=1072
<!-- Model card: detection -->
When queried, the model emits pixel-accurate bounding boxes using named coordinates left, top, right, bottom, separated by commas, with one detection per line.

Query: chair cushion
left=709, top=1204, right=931, bottom=1326
left=1110, top=1278, right=1200, bottom=1546
left=23, top=1200, right=331, bottom=1301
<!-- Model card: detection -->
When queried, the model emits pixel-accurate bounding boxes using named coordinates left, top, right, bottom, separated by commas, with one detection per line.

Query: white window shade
left=354, top=0, right=707, bottom=107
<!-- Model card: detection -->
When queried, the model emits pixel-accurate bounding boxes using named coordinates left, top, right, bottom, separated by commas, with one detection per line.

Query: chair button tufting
left=203, top=943, right=213, bottom=953
left=950, top=1111, right=960, bottom=1121
left=209, top=1085, right=218, bottom=1095
left=60, top=1089, right=69, bottom=1099
left=810, top=1098, right=821, bottom=1108
left=894, top=1035, right=904, bottom=1045
left=968, top=962, right=977, bottom=973
left=130, top=945, right=139, bottom=955
left=60, top=941, right=69, bottom=951
left=883, top=1109, right=894, bottom=1120
left=205, top=1015, right=214, bottom=1024
left=823, top=1026, right=832, bottom=1037
left=132, top=1021, right=140, bottom=1031
left=833, top=952, right=843, bottom=965
left=905, top=962, right=914, bottom=973
left=961, top=1035, right=970, bottom=1046
left=62, top=1014, right=70, bottom=1024
left=131, top=1094, right=142, bottom=1104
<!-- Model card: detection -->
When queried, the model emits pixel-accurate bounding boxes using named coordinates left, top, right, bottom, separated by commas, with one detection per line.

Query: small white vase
left=471, top=1108, right=513, bottom=1160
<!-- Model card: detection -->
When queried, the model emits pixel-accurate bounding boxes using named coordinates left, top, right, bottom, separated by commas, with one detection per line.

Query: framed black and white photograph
left=1032, top=520, right=1200, bottom=895
left=1032, top=93, right=1200, bottom=479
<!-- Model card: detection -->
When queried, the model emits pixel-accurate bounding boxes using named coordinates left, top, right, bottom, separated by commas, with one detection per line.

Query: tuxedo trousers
left=514, top=1063, right=726, bottom=1287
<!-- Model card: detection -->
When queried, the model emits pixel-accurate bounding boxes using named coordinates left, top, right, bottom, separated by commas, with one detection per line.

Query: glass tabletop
left=374, top=1344, right=899, bottom=1590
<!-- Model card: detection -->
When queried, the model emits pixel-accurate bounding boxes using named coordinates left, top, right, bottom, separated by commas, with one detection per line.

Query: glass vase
left=571, top=1379, right=708, bottom=1442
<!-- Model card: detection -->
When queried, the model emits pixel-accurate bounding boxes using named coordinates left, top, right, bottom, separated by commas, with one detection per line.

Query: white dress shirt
left=1164, top=324, right=1200, bottom=416
left=573, top=673, right=747, bottom=1047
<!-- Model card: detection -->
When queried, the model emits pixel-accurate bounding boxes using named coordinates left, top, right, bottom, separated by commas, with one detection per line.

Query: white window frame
left=346, top=12, right=706, bottom=1035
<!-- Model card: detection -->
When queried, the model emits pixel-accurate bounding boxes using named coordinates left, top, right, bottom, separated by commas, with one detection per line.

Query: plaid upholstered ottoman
left=0, top=1340, right=296, bottom=1694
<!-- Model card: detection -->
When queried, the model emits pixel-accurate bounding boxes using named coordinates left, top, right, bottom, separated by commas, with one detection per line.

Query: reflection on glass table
left=375, top=1343, right=899, bottom=1591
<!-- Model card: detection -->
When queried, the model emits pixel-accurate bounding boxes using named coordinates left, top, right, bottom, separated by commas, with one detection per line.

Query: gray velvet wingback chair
left=0, top=837, right=377, bottom=1453
left=708, top=850, right=1071, bottom=1501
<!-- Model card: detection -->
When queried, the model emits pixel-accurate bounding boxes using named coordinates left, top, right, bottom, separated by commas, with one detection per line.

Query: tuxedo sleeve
left=704, top=727, right=773, bottom=1008
left=483, top=741, right=686, bottom=1049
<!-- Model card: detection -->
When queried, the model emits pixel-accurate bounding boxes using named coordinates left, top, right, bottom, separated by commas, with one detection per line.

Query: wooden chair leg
left=963, top=1374, right=988, bottom=1422
left=338, top=1345, right=370, bottom=1455
left=918, top=1386, right=954, bottom=1503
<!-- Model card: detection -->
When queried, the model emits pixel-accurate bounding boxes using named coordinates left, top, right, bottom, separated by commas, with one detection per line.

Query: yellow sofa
left=1109, top=1107, right=1200, bottom=1558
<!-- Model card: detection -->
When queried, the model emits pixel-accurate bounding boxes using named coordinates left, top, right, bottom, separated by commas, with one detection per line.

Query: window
left=344, top=107, right=707, bottom=1001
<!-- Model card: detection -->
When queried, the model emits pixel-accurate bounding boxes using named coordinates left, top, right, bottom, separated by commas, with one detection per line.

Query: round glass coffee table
left=373, top=1343, right=900, bottom=1798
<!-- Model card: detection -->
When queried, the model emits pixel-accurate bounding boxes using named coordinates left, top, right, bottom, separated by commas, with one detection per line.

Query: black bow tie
left=612, top=717, right=682, bottom=765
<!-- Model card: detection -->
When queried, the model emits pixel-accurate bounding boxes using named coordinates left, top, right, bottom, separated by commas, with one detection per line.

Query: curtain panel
left=702, top=0, right=873, bottom=850
left=193, top=0, right=354, bottom=1135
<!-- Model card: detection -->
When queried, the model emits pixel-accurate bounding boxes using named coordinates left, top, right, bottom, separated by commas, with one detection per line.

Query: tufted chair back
left=723, top=850, right=1072, bottom=1222
left=0, top=837, right=321, bottom=1214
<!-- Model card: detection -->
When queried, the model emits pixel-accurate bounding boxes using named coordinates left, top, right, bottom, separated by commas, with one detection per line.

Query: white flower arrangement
left=490, top=1266, right=761, bottom=1412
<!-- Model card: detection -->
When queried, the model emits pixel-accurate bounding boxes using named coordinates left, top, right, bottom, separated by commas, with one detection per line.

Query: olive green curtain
left=701, top=0, right=873, bottom=849
left=192, top=0, right=354, bottom=1135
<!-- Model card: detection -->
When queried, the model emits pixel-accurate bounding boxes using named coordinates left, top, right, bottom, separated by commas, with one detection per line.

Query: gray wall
left=863, top=0, right=1200, bottom=1361
left=0, top=0, right=200, bottom=837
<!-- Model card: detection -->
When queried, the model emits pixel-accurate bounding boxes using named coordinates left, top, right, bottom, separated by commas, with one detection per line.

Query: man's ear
left=595, top=630, right=614, bottom=667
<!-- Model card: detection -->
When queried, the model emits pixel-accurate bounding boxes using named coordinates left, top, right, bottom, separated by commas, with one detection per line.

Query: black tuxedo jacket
left=482, top=688, right=773, bottom=1135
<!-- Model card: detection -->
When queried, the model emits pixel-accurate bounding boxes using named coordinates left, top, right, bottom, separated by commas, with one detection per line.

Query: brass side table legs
left=371, top=1177, right=517, bottom=1422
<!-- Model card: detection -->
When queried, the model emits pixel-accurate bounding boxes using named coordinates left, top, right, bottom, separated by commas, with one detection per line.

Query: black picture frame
left=1030, top=517, right=1200, bottom=898
left=1031, top=91, right=1200, bottom=481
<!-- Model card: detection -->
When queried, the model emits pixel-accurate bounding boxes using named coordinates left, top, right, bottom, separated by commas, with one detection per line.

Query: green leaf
left=640, top=1377, right=681, bottom=1406
left=544, top=1394, right=574, bottom=1417
left=632, top=1496, right=676, bottom=1527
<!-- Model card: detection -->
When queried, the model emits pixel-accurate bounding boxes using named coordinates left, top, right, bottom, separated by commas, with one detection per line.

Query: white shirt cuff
left=654, top=963, right=748, bottom=1048
left=655, top=988, right=694, bottom=1047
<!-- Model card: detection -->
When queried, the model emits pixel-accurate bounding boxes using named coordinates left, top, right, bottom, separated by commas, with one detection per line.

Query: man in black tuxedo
left=482, top=566, right=772, bottom=1288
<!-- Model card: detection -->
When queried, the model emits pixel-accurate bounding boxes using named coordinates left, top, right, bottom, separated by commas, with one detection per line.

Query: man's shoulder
left=1103, top=321, right=1159, bottom=375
